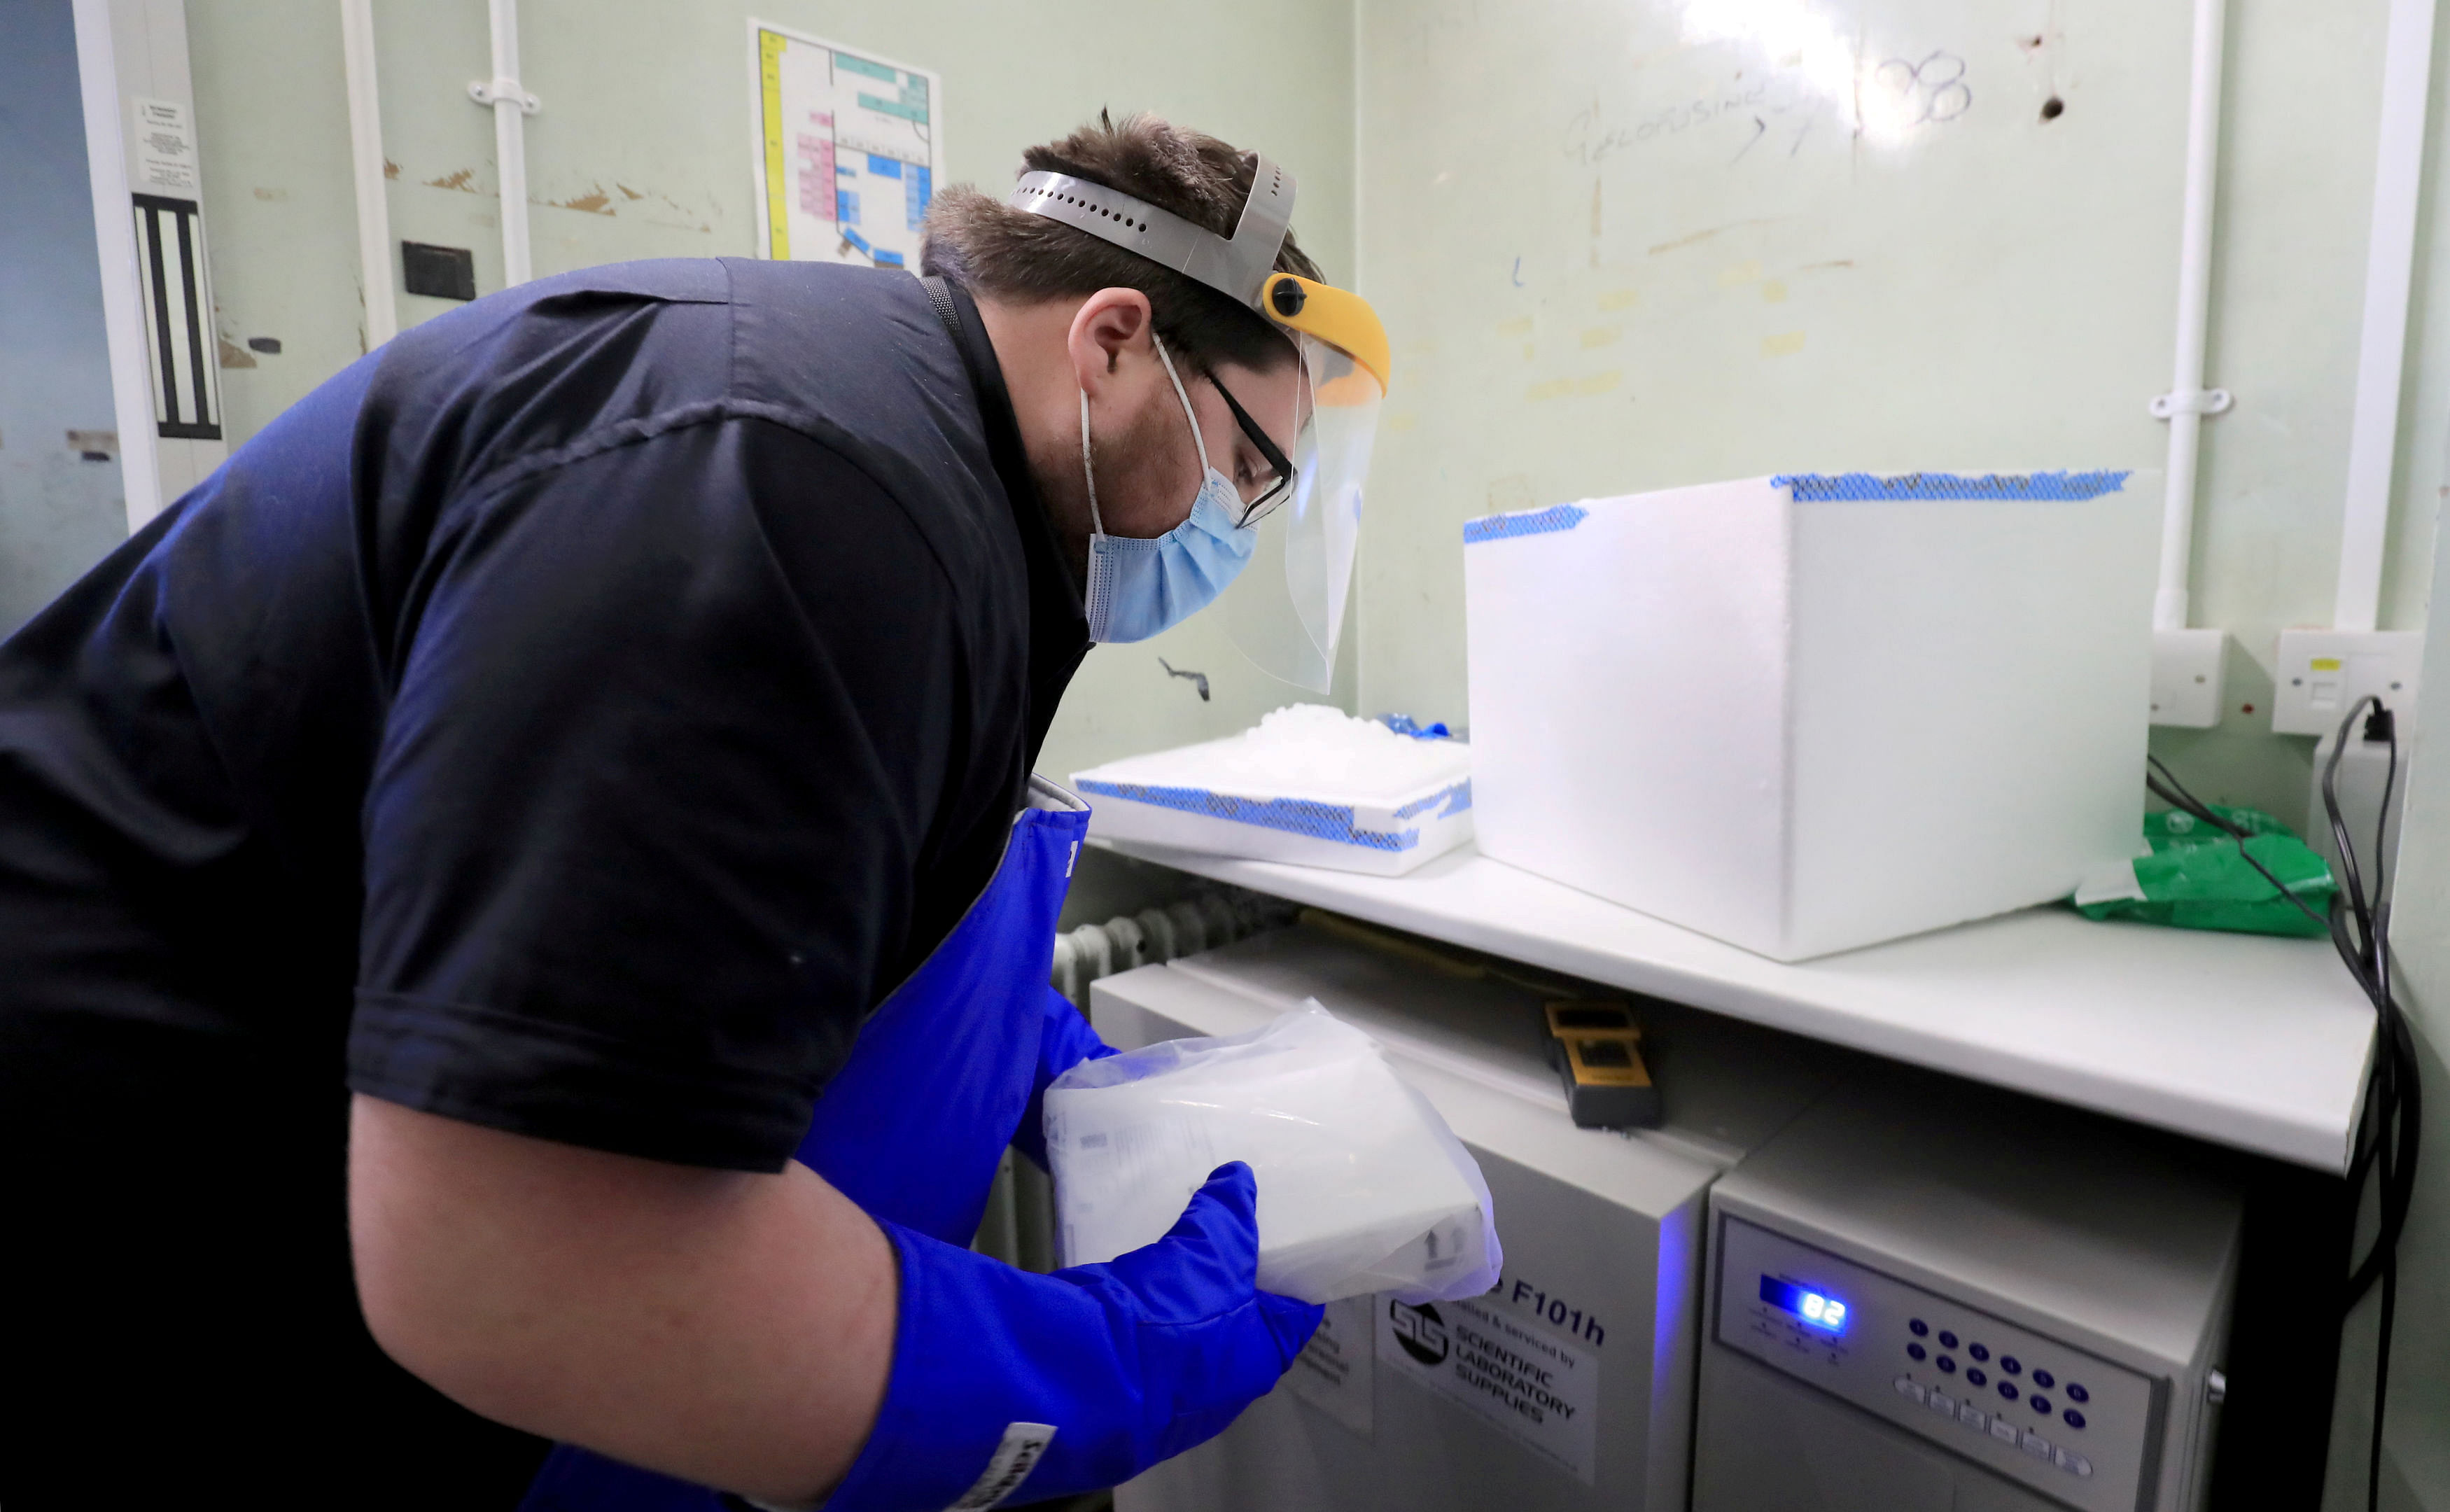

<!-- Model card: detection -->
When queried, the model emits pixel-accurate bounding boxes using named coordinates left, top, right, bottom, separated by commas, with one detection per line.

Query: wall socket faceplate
left=2150, top=628, right=2228, bottom=727
left=2271, top=629, right=2423, bottom=736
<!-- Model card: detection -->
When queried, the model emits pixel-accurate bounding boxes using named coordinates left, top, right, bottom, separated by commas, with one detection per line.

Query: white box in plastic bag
left=1464, top=471, right=2158, bottom=961
left=1044, top=1003, right=1501, bottom=1305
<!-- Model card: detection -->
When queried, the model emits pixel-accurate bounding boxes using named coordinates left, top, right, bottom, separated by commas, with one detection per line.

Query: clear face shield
left=1223, top=330, right=1384, bottom=691
left=1008, top=158, right=1390, bottom=690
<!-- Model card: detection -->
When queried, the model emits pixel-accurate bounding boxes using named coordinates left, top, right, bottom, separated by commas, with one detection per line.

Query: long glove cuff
left=822, top=1177, right=1319, bottom=1512
left=820, top=1222, right=1107, bottom=1512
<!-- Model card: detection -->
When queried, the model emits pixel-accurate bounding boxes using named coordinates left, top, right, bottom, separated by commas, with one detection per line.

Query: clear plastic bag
left=1044, top=1002, right=1502, bottom=1305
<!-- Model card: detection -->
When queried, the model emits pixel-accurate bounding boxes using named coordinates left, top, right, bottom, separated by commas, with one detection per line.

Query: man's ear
left=1068, top=288, right=1153, bottom=399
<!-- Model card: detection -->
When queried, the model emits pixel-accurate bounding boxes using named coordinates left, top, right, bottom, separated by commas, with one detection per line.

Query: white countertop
left=1097, top=839, right=2378, bottom=1173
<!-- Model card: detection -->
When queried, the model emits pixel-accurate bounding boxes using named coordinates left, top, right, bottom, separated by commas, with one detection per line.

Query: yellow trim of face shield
left=1263, top=274, right=1392, bottom=396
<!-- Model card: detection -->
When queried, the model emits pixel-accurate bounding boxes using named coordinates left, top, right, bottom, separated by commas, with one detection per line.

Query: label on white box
left=1376, top=1294, right=1597, bottom=1483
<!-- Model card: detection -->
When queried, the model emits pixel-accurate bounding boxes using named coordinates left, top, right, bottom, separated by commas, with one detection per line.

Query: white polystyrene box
left=1074, top=722, right=1473, bottom=877
left=1463, top=471, right=2159, bottom=961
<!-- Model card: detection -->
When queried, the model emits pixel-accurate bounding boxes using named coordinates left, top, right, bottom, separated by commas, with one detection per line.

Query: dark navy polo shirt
left=0, top=259, right=1086, bottom=1503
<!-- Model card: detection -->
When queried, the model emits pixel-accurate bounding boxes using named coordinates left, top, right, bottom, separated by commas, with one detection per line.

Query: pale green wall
left=1350, top=0, right=2445, bottom=836
left=186, top=0, right=1357, bottom=781
left=1351, top=2, right=2445, bottom=1505
left=2148, top=0, right=2450, bottom=834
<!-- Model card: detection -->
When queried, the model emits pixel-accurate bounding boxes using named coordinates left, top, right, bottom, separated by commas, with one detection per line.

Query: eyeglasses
left=1208, top=371, right=1298, bottom=528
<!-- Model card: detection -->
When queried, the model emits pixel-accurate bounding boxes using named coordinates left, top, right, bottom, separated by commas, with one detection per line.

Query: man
left=0, top=112, right=1388, bottom=1509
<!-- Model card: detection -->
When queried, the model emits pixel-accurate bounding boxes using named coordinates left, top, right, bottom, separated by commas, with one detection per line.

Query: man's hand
left=349, top=1095, right=894, bottom=1506
left=818, top=1162, right=1324, bottom=1510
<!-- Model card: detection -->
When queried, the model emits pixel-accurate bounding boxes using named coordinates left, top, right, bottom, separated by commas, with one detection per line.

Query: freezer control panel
left=1714, top=1217, right=2165, bottom=1512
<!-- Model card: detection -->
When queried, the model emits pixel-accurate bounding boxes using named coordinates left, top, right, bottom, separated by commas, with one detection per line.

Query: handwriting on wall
left=1562, top=46, right=1972, bottom=173
left=1564, top=74, right=1821, bottom=167
left=1869, top=52, right=1972, bottom=130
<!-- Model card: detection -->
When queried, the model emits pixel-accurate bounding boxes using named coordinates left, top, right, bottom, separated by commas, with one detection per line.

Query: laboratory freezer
left=1089, top=922, right=1841, bottom=1512
left=1693, top=1075, right=2243, bottom=1512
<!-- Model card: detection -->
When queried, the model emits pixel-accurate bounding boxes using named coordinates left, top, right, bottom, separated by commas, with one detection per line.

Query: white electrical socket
left=2150, top=628, right=2228, bottom=727
left=2270, top=629, right=2423, bottom=736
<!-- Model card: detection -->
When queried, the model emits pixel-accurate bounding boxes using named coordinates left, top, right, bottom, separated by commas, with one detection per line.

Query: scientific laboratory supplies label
left=1282, top=1294, right=1375, bottom=1437
left=1376, top=1296, right=1597, bottom=1482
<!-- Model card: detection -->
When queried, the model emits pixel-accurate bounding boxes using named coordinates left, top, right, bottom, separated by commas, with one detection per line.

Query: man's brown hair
left=921, top=111, right=1322, bottom=374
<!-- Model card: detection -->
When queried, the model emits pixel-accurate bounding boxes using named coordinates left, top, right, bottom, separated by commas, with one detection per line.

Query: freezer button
left=1895, top=1376, right=1927, bottom=1404
left=2056, top=1447, right=2093, bottom=1478
left=2022, top=1432, right=2052, bottom=1458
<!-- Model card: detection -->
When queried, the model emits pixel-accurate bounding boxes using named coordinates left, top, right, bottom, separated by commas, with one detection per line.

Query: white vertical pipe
left=71, top=0, right=164, bottom=531
left=340, top=0, right=397, bottom=346
left=2335, top=0, right=2440, bottom=635
left=486, top=0, right=532, bottom=286
left=2157, top=0, right=2228, bottom=633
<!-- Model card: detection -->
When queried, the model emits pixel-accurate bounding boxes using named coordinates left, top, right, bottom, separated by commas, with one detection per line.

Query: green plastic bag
left=2072, top=804, right=2336, bottom=938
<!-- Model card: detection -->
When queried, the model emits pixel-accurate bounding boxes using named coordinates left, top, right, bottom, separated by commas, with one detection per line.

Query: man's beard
left=1030, top=390, right=1186, bottom=584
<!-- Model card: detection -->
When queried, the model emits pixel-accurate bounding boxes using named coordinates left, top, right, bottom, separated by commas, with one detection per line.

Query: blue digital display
left=1761, top=1275, right=1849, bottom=1333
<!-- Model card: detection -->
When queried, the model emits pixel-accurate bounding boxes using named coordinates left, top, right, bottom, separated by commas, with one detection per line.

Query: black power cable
left=2146, top=696, right=2416, bottom=1512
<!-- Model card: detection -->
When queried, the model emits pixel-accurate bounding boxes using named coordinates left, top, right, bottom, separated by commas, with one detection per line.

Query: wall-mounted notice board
left=750, top=20, right=942, bottom=270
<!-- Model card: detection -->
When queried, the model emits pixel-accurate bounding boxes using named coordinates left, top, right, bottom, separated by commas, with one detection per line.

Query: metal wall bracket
left=468, top=77, right=541, bottom=114
left=2150, top=388, right=2233, bottom=419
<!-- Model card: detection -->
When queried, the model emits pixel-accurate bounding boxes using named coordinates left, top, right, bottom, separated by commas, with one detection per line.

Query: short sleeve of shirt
left=348, top=415, right=974, bottom=1170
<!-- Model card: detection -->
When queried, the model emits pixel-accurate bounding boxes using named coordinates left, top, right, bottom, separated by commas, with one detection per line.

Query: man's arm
left=349, top=1094, right=893, bottom=1505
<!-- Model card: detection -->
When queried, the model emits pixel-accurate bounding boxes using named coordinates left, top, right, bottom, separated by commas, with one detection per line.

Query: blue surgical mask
left=1079, top=335, right=1256, bottom=644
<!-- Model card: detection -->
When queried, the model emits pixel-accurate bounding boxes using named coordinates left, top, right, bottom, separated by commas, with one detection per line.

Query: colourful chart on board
left=751, top=22, right=940, bottom=270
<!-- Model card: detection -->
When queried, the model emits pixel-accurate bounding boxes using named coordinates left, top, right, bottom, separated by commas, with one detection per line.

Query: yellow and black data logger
left=1544, top=1000, right=1661, bottom=1129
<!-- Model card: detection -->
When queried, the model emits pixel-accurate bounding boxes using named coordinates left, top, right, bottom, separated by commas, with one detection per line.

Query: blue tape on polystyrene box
left=1392, top=780, right=1472, bottom=821
left=1078, top=780, right=1485, bottom=853
left=1462, top=504, right=1589, bottom=545
left=1772, top=470, right=2132, bottom=502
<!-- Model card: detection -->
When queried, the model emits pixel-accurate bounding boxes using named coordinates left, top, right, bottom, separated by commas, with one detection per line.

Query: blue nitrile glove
left=526, top=993, right=1121, bottom=1512
left=794, top=983, right=1112, bottom=1246
left=825, top=1161, right=1323, bottom=1512
left=523, top=1163, right=1317, bottom=1512
left=794, top=961, right=1114, bottom=1249
left=1014, top=983, right=1115, bottom=1170
left=774, top=787, right=1095, bottom=1246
